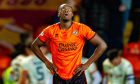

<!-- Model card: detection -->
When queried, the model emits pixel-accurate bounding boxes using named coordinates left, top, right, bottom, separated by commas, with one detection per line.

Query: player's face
left=58, top=5, right=73, bottom=20
left=111, top=56, right=121, bottom=66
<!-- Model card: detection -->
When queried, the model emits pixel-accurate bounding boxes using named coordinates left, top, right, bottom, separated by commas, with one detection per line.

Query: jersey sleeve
left=125, top=64, right=135, bottom=84
left=38, top=27, right=50, bottom=42
left=126, top=64, right=133, bottom=75
left=81, top=24, right=96, bottom=40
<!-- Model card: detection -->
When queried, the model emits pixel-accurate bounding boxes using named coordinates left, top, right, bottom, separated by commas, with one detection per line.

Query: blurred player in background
left=18, top=46, right=53, bottom=84
left=11, top=32, right=33, bottom=59
left=82, top=57, right=102, bottom=84
left=10, top=44, right=31, bottom=84
left=103, top=49, right=135, bottom=84
left=12, top=32, right=52, bottom=84
left=9, top=44, right=53, bottom=84
left=3, top=32, right=33, bottom=84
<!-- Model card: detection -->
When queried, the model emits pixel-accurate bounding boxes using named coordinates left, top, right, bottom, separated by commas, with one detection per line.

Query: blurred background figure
left=3, top=31, right=53, bottom=84
left=18, top=46, right=53, bottom=84
left=3, top=30, right=33, bottom=84
left=119, top=0, right=132, bottom=30
left=82, top=57, right=102, bottom=84
left=10, top=44, right=30, bottom=84
left=103, top=49, right=135, bottom=84
left=10, top=32, right=33, bottom=59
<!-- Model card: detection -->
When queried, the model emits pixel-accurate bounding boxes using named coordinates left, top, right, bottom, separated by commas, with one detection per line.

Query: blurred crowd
left=0, top=0, right=140, bottom=84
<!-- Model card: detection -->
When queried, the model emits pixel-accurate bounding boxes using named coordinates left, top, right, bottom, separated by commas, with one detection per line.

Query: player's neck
left=26, top=50, right=34, bottom=56
left=60, top=20, right=72, bottom=30
left=114, top=58, right=122, bottom=66
left=118, top=58, right=122, bottom=65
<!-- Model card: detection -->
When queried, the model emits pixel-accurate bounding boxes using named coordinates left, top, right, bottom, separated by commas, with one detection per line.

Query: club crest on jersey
left=72, top=30, right=78, bottom=35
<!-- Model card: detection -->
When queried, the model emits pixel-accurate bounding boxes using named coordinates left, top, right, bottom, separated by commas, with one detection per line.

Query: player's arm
left=125, top=74, right=135, bottom=84
left=86, top=34, right=107, bottom=65
left=31, top=37, right=56, bottom=74
left=125, top=65, right=135, bottom=84
left=18, top=70, right=28, bottom=84
left=74, top=34, right=107, bottom=76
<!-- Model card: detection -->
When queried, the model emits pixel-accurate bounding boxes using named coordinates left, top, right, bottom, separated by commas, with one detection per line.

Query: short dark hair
left=107, top=49, right=121, bottom=61
left=20, top=33, right=30, bottom=43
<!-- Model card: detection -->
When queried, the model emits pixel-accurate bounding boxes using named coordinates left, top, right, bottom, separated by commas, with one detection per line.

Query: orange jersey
left=38, top=22, right=95, bottom=80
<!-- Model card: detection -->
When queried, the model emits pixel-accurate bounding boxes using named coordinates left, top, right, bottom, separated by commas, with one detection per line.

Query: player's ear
left=58, top=12, right=60, bottom=17
left=72, top=12, right=74, bottom=17
left=57, top=8, right=61, bottom=17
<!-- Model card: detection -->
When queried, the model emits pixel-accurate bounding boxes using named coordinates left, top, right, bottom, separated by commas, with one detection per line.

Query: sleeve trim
left=88, top=33, right=96, bottom=40
left=38, top=36, right=46, bottom=43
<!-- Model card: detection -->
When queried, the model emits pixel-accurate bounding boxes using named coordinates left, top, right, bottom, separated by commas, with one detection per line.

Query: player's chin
left=63, top=16, right=71, bottom=19
left=62, top=18, right=71, bottom=22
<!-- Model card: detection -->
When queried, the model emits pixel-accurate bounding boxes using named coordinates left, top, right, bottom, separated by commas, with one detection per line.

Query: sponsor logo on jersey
left=58, top=42, right=77, bottom=52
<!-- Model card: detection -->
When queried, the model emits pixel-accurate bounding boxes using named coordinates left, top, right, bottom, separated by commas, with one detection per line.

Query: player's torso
left=107, top=59, right=129, bottom=84
left=48, top=22, right=85, bottom=55
left=47, top=22, right=86, bottom=79
left=108, top=66, right=125, bottom=84
left=24, top=56, right=52, bottom=84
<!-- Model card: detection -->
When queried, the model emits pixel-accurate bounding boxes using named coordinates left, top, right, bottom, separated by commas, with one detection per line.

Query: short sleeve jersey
left=103, top=58, right=134, bottom=84
left=22, top=55, right=52, bottom=84
left=38, top=21, right=95, bottom=79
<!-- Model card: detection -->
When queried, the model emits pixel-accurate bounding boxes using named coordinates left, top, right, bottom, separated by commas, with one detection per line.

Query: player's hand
left=45, top=62, right=57, bottom=74
left=74, top=63, right=89, bottom=76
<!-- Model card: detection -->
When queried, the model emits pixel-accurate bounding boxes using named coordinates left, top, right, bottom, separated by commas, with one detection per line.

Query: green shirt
left=103, top=58, right=133, bottom=84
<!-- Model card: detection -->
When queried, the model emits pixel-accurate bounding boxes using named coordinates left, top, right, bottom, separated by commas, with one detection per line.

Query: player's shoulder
left=23, top=55, right=34, bottom=64
left=122, top=58, right=132, bottom=66
left=103, top=59, right=111, bottom=66
left=44, top=22, right=60, bottom=30
left=24, top=55, right=42, bottom=64
left=73, top=21, right=88, bottom=27
left=72, top=22, right=91, bottom=32
left=11, top=55, right=26, bottom=64
left=21, top=56, right=35, bottom=69
left=73, top=21, right=81, bottom=25
left=121, top=58, right=133, bottom=73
